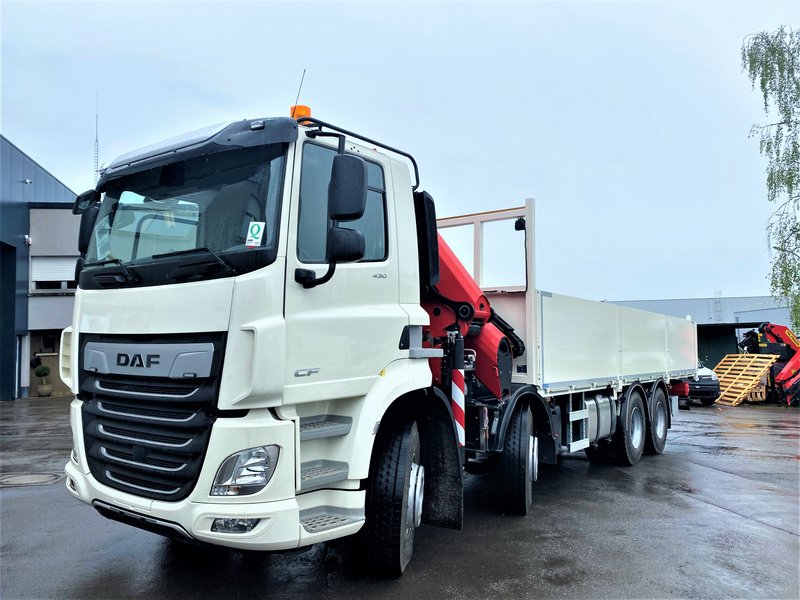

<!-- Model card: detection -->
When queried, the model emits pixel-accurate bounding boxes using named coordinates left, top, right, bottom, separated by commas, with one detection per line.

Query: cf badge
left=294, top=368, right=320, bottom=378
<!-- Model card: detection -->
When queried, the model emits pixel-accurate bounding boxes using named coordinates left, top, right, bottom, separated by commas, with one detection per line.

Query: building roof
left=1, top=135, right=76, bottom=205
left=610, top=296, right=790, bottom=326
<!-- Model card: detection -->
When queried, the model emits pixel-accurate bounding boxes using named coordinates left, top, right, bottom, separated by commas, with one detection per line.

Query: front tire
left=498, top=404, right=536, bottom=515
left=644, top=387, right=668, bottom=455
left=608, top=390, right=646, bottom=466
left=363, top=419, right=423, bottom=577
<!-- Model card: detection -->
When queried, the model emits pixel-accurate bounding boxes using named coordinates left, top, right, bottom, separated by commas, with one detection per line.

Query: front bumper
left=65, top=399, right=364, bottom=550
left=689, top=380, right=720, bottom=399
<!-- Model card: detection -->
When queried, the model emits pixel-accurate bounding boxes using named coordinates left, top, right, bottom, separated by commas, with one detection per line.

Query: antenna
left=290, top=69, right=307, bottom=117
left=93, top=91, right=99, bottom=184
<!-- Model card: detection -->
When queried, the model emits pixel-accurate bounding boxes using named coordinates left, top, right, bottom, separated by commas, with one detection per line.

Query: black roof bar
left=297, top=116, right=420, bottom=191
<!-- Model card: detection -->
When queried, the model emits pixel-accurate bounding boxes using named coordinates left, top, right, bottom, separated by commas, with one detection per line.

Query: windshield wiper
left=152, top=247, right=239, bottom=275
left=83, top=257, right=139, bottom=283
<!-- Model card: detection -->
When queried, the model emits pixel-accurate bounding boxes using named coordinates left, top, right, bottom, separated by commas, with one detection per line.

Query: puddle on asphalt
left=0, top=473, right=64, bottom=487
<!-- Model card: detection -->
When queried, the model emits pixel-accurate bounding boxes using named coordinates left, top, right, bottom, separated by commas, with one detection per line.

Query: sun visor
left=98, top=117, right=298, bottom=187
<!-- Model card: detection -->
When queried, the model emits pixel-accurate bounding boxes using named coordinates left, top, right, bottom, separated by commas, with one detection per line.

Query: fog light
left=210, top=445, right=280, bottom=496
left=211, top=518, right=261, bottom=533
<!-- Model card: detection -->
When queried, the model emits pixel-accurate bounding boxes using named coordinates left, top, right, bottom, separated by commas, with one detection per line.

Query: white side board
left=487, top=290, right=697, bottom=394
left=537, top=291, right=696, bottom=395
left=440, top=199, right=697, bottom=397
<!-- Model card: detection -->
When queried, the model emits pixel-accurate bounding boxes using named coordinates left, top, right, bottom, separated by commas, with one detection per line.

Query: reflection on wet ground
left=1, top=398, right=798, bottom=599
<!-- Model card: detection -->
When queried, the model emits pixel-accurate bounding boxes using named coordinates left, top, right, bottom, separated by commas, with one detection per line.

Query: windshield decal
left=95, top=215, right=112, bottom=260
left=246, top=221, right=266, bottom=248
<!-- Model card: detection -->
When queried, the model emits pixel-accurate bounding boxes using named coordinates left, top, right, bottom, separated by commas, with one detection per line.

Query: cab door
left=283, top=139, right=407, bottom=404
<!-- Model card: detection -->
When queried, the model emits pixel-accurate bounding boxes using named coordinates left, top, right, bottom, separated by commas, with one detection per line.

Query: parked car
left=688, top=361, right=720, bottom=405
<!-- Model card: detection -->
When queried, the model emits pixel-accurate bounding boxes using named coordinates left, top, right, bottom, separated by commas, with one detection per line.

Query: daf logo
left=116, top=353, right=161, bottom=368
left=294, top=368, right=320, bottom=378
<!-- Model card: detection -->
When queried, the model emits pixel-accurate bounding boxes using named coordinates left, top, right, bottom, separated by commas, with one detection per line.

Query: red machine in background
left=739, top=323, right=800, bottom=406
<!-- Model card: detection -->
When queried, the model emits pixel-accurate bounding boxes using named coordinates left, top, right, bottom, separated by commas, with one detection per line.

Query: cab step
left=300, top=460, right=349, bottom=492
left=299, top=415, right=352, bottom=441
left=299, top=507, right=364, bottom=534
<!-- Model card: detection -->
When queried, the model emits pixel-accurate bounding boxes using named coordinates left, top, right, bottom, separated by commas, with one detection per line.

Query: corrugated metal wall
left=611, top=296, right=789, bottom=326
left=0, top=135, right=75, bottom=400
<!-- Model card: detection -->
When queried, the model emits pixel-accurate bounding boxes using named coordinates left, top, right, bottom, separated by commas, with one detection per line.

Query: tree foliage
left=742, top=26, right=800, bottom=329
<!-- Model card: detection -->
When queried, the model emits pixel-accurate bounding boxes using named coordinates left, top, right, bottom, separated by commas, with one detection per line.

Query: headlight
left=711, top=372, right=718, bottom=381
left=210, top=445, right=280, bottom=496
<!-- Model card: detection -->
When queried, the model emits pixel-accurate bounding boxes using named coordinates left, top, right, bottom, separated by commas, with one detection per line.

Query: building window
left=30, top=256, right=78, bottom=293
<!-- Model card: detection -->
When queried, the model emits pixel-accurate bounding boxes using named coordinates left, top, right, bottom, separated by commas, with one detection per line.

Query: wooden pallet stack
left=713, top=354, right=779, bottom=406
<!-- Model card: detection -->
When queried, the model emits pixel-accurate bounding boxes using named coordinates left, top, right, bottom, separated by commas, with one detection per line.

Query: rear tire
left=608, top=390, right=646, bottom=466
left=498, top=404, right=536, bottom=515
left=700, top=397, right=717, bottom=406
left=644, top=387, right=668, bottom=455
left=363, top=419, right=423, bottom=577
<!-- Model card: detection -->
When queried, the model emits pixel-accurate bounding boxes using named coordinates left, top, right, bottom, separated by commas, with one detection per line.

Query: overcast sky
left=2, top=0, right=797, bottom=301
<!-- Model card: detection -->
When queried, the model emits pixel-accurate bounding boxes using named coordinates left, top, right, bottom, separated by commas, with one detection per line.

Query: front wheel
left=363, top=419, right=424, bottom=577
left=498, top=404, right=536, bottom=515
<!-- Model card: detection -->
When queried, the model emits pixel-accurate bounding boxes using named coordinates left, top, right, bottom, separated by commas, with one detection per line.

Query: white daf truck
left=62, top=111, right=696, bottom=575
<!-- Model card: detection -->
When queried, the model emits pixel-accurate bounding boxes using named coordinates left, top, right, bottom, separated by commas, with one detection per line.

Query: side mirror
left=73, top=189, right=100, bottom=215
left=293, top=154, right=368, bottom=290
left=327, top=227, right=365, bottom=263
left=328, top=155, right=367, bottom=221
left=78, top=204, right=100, bottom=255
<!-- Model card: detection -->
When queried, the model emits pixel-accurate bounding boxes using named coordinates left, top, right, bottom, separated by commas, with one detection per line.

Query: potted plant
left=34, top=364, right=52, bottom=397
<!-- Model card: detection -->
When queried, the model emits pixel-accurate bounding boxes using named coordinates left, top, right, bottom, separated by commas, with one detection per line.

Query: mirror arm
left=294, top=263, right=336, bottom=289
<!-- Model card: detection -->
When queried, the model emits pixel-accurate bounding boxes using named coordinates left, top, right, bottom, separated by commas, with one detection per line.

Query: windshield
left=86, top=144, right=286, bottom=269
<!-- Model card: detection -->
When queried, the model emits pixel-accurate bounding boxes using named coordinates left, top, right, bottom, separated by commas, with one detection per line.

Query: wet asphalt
left=1, top=397, right=798, bottom=599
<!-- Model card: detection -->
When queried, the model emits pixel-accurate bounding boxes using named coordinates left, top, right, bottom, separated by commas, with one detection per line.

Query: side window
left=298, top=143, right=387, bottom=263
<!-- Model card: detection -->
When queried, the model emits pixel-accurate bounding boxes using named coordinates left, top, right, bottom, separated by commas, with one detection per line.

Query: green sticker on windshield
left=246, top=221, right=266, bottom=248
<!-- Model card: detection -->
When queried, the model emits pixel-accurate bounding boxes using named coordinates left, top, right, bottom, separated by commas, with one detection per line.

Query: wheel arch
left=644, top=379, right=671, bottom=428
left=619, top=382, right=647, bottom=430
left=370, top=387, right=464, bottom=531
left=493, top=386, right=559, bottom=465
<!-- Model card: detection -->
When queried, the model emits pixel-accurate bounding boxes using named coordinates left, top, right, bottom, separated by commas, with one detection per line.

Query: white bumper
left=65, top=399, right=363, bottom=550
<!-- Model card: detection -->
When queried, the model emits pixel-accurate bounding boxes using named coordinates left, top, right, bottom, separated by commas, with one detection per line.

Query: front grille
left=103, top=447, right=186, bottom=471
left=83, top=398, right=213, bottom=500
left=98, top=401, right=196, bottom=421
left=97, top=380, right=199, bottom=397
left=100, top=424, right=192, bottom=446
left=105, top=470, right=182, bottom=494
left=79, top=332, right=225, bottom=502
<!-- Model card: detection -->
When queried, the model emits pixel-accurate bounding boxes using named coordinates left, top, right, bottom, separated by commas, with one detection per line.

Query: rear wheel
left=644, top=387, right=668, bottom=455
left=363, top=419, right=424, bottom=577
left=608, top=390, right=646, bottom=466
left=700, top=397, right=717, bottom=406
left=498, top=404, right=536, bottom=515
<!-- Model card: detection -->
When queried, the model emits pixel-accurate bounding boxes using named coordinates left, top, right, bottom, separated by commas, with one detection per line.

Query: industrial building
left=611, top=296, right=791, bottom=368
left=1, top=135, right=79, bottom=400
